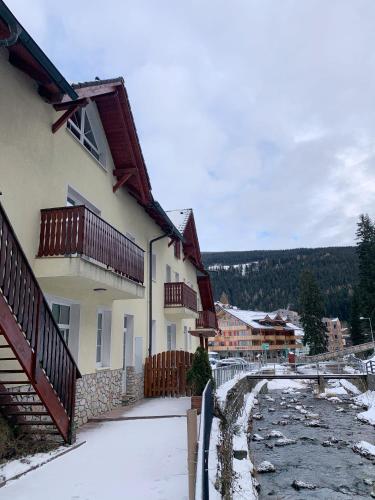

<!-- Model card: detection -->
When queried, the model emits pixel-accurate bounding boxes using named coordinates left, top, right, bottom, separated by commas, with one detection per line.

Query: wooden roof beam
left=113, top=170, right=136, bottom=193
left=51, top=99, right=88, bottom=134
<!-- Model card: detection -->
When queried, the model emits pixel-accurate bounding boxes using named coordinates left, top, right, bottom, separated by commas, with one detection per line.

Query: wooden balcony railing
left=38, top=206, right=144, bottom=284
left=196, top=310, right=217, bottom=329
left=164, top=282, right=197, bottom=312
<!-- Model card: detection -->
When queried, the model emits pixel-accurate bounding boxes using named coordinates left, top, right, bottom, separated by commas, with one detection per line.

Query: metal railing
left=195, top=380, right=214, bottom=500
left=367, top=360, right=375, bottom=374
left=213, top=363, right=254, bottom=388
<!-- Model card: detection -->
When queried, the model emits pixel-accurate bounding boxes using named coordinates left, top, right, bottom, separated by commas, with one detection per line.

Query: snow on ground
left=354, top=391, right=375, bottom=426
left=232, top=380, right=267, bottom=500
left=339, top=379, right=361, bottom=395
left=216, top=370, right=256, bottom=408
left=0, top=443, right=83, bottom=484
left=0, top=399, right=190, bottom=500
left=98, top=396, right=191, bottom=418
left=267, top=378, right=306, bottom=391
left=208, top=417, right=222, bottom=500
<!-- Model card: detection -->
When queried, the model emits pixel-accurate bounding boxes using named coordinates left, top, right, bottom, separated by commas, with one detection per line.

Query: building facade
left=0, top=2, right=215, bottom=430
left=323, top=317, right=344, bottom=352
left=209, top=305, right=298, bottom=360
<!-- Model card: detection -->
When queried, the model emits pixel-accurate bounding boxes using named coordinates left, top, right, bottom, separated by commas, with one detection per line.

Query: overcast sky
left=7, top=0, right=375, bottom=251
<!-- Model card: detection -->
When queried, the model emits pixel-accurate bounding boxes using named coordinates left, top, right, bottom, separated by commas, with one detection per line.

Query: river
left=250, top=380, right=375, bottom=499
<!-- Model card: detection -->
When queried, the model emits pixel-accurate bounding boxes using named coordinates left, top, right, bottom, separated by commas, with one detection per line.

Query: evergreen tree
left=349, top=287, right=365, bottom=345
left=356, top=214, right=375, bottom=323
left=299, top=270, right=328, bottom=355
left=187, top=347, right=212, bottom=396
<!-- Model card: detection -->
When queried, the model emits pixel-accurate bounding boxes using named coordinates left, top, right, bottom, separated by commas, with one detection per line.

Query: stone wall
left=75, top=368, right=122, bottom=427
left=122, top=366, right=144, bottom=406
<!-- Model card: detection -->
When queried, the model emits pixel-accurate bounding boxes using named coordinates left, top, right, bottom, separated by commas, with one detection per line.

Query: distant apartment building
left=323, top=317, right=344, bottom=352
left=273, top=309, right=301, bottom=328
left=209, top=304, right=298, bottom=360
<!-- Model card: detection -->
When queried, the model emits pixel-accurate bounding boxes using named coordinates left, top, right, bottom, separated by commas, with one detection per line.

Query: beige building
left=323, top=317, right=344, bottom=352
left=0, top=2, right=215, bottom=438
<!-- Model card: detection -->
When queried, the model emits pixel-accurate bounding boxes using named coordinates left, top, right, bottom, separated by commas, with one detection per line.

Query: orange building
left=209, top=304, right=298, bottom=360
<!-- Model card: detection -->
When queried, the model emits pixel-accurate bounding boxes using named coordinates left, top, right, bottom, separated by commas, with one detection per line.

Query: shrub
left=187, top=346, right=212, bottom=396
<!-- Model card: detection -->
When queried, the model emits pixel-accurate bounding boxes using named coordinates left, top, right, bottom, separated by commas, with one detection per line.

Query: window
left=184, top=325, right=188, bottom=351
left=96, top=310, right=112, bottom=368
left=174, top=240, right=181, bottom=259
left=66, top=186, right=101, bottom=215
left=167, top=324, right=176, bottom=351
left=152, top=253, right=157, bottom=281
left=135, top=337, right=143, bottom=373
left=166, top=265, right=172, bottom=283
left=175, top=272, right=180, bottom=283
left=67, top=106, right=105, bottom=166
left=96, top=312, right=103, bottom=365
left=52, top=303, right=70, bottom=344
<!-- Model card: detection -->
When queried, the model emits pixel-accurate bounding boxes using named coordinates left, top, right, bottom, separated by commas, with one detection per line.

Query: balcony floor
left=164, top=306, right=198, bottom=320
left=34, top=256, right=145, bottom=301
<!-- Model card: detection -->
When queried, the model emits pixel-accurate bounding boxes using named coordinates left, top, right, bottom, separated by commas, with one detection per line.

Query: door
left=122, top=315, right=134, bottom=393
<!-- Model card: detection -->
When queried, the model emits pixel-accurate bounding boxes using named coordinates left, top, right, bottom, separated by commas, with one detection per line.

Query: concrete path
left=0, top=398, right=191, bottom=500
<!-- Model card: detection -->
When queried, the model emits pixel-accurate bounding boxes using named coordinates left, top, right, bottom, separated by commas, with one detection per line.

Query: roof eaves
left=0, top=1, right=78, bottom=100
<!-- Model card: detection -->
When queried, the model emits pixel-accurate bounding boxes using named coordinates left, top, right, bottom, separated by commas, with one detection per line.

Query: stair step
left=0, top=370, right=24, bottom=373
left=0, top=381, right=29, bottom=384
left=16, top=421, right=56, bottom=426
left=0, top=391, right=36, bottom=396
left=0, top=346, right=11, bottom=349
left=0, top=358, right=17, bottom=361
left=7, top=411, right=49, bottom=416
left=0, top=401, right=44, bottom=406
left=21, top=429, right=61, bottom=435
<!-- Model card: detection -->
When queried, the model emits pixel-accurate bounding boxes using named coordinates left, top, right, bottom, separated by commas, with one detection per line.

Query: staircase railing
left=0, top=202, right=80, bottom=441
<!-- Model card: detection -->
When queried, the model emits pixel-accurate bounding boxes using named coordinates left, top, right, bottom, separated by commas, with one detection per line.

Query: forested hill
left=202, top=247, right=357, bottom=321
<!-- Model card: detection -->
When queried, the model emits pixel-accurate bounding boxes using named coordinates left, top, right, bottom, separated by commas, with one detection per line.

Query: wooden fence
left=144, top=350, right=193, bottom=397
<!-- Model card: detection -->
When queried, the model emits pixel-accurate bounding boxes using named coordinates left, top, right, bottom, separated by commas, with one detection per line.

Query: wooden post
left=187, top=409, right=198, bottom=500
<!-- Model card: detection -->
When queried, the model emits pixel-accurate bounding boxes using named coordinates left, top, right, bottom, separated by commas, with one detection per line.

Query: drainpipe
left=148, top=233, right=171, bottom=357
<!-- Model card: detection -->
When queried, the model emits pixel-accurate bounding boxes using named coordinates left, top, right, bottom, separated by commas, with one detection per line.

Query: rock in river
left=257, top=461, right=276, bottom=473
left=252, top=433, right=264, bottom=441
left=291, top=480, right=317, bottom=490
left=275, top=438, right=297, bottom=447
left=253, top=413, right=263, bottom=420
left=267, top=430, right=285, bottom=439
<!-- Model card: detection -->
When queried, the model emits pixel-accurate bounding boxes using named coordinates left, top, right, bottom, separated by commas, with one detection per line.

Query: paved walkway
left=0, top=398, right=191, bottom=500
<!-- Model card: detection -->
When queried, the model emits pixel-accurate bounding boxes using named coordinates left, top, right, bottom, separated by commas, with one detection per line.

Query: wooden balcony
left=37, top=206, right=144, bottom=285
left=196, top=310, right=217, bottom=330
left=164, top=282, right=197, bottom=318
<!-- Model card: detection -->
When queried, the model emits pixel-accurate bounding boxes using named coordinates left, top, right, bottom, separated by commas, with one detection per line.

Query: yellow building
left=0, top=2, right=215, bottom=434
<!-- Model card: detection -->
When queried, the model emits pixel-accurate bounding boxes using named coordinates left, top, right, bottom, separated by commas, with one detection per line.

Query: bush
left=187, top=346, right=212, bottom=396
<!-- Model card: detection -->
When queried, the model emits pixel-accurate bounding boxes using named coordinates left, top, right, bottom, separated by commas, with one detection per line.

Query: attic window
left=67, top=107, right=103, bottom=165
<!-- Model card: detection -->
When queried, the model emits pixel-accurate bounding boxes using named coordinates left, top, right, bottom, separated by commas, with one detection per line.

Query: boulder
left=256, top=461, right=276, bottom=473
left=292, top=480, right=316, bottom=491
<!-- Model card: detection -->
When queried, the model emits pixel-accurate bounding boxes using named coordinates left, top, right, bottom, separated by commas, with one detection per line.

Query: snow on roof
left=165, top=209, right=192, bottom=234
left=220, top=306, right=299, bottom=331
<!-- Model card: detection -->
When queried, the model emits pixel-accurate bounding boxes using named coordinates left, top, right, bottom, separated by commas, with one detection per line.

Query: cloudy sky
left=7, top=0, right=375, bottom=251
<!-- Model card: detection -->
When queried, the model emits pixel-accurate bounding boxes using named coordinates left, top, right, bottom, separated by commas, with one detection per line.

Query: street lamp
left=359, top=316, right=375, bottom=347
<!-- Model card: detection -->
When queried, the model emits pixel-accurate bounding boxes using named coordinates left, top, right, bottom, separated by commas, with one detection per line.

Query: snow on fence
left=213, top=364, right=249, bottom=388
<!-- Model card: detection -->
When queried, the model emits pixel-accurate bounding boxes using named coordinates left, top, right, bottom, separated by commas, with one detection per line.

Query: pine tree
left=299, top=270, right=328, bottom=355
left=187, top=347, right=212, bottom=396
left=349, top=287, right=365, bottom=345
left=356, top=214, right=375, bottom=318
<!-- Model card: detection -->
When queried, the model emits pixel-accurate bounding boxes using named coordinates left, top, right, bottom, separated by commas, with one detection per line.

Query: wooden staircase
left=0, top=203, right=81, bottom=443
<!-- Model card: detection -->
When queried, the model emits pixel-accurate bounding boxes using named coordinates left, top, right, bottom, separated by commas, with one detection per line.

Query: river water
left=251, top=381, right=375, bottom=499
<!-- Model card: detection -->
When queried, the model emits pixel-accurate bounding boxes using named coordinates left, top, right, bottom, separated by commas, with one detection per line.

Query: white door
left=122, top=315, right=134, bottom=393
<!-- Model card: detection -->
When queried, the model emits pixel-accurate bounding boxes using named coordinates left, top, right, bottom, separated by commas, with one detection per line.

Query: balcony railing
left=164, top=282, right=197, bottom=312
left=196, top=310, right=217, bottom=329
left=37, top=206, right=144, bottom=284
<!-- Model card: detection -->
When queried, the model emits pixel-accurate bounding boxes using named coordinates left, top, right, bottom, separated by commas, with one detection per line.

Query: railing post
left=32, top=291, right=42, bottom=380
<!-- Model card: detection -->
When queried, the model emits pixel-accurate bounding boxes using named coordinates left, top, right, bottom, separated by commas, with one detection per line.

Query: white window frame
left=67, top=105, right=106, bottom=168
left=51, top=302, right=71, bottom=344
left=67, top=186, right=101, bottom=215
